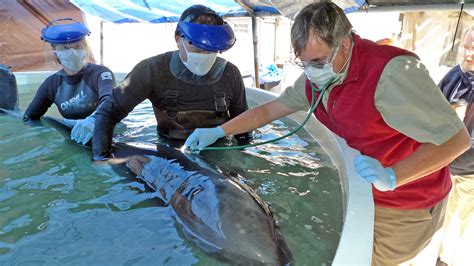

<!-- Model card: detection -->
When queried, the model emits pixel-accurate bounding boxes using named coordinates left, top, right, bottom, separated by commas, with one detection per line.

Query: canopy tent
left=69, top=0, right=472, bottom=23
left=69, top=0, right=366, bottom=86
left=69, top=0, right=368, bottom=23
left=1, top=0, right=470, bottom=73
left=275, top=0, right=472, bottom=18
left=70, top=0, right=277, bottom=23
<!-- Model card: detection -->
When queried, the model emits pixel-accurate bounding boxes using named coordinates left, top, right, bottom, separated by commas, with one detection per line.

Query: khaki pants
left=372, top=198, right=448, bottom=266
left=439, top=173, right=474, bottom=265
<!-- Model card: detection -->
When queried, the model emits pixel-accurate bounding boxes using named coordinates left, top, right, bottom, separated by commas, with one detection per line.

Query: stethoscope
left=200, top=78, right=334, bottom=151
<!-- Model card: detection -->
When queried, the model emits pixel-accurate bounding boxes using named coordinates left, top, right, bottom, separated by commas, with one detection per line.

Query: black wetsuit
left=23, top=64, right=115, bottom=120
left=439, top=65, right=473, bottom=175
left=93, top=51, right=249, bottom=159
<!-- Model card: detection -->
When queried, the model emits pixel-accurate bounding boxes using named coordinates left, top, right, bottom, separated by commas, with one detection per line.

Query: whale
left=46, top=117, right=294, bottom=265
left=0, top=68, right=294, bottom=265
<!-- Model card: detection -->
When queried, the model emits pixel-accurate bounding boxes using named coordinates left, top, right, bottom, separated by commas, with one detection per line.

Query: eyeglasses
left=291, top=57, right=330, bottom=69
left=290, top=45, right=340, bottom=69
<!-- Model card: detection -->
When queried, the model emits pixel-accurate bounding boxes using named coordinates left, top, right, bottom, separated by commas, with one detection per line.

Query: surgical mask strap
left=335, top=47, right=350, bottom=76
left=329, top=45, right=340, bottom=65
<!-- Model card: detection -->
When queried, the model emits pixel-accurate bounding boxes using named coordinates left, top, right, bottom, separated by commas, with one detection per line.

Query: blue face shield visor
left=41, top=19, right=91, bottom=44
left=177, top=21, right=236, bottom=53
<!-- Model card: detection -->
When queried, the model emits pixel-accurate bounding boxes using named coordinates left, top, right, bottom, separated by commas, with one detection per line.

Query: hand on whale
left=2, top=93, right=294, bottom=264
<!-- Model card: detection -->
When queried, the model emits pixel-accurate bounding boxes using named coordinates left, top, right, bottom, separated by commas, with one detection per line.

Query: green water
left=0, top=83, right=343, bottom=265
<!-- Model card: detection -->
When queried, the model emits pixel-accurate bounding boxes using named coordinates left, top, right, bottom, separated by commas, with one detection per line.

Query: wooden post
left=252, top=15, right=260, bottom=88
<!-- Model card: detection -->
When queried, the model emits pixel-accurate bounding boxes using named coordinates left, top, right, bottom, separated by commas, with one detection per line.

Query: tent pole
left=252, top=15, right=260, bottom=88
left=451, top=3, right=464, bottom=51
left=100, top=20, right=104, bottom=65
left=235, top=0, right=260, bottom=88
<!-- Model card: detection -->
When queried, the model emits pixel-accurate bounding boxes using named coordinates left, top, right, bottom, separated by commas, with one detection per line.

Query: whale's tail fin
left=0, top=64, right=19, bottom=112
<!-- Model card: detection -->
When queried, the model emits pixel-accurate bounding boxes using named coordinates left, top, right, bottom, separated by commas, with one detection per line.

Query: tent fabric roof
left=70, top=0, right=471, bottom=24
left=270, top=0, right=470, bottom=19
left=70, top=0, right=273, bottom=23
left=2, top=0, right=470, bottom=71
left=69, top=0, right=366, bottom=23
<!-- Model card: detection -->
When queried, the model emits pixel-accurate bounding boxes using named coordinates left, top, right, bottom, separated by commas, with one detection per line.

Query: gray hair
left=462, top=25, right=474, bottom=42
left=291, top=2, right=353, bottom=57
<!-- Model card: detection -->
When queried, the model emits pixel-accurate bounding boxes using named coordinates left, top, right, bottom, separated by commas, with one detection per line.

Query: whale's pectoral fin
left=126, top=155, right=151, bottom=175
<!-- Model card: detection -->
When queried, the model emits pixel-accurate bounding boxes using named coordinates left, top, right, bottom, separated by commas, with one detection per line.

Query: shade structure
left=69, top=0, right=366, bottom=23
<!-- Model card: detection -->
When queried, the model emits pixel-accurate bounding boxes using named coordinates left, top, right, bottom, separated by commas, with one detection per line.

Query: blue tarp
left=259, top=63, right=284, bottom=84
left=71, top=0, right=278, bottom=23
left=70, top=0, right=365, bottom=23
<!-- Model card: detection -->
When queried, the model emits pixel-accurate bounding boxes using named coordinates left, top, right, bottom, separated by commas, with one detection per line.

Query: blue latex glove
left=184, top=126, right=225, bottom=152
left=353, top=155, right=396, bottom=191
left=63, top=116, right=95, bottom=145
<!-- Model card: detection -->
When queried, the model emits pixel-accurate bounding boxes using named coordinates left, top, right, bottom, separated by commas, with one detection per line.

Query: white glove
left=184, top=126, right=225, bottom=152
left=64, top=115, right=95, bottom=145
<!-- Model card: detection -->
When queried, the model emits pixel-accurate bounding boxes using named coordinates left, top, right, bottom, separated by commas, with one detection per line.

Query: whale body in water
left=0, top=67, right=294, bottom=265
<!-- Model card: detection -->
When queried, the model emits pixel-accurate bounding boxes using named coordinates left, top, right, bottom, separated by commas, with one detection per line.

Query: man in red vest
left=184, top=2, right=471, bottom=264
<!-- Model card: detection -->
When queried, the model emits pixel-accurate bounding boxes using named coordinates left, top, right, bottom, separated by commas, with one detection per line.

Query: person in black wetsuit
left=93, top=5, right=250, bottom=160
left=23, top=18, right=115, bottom=145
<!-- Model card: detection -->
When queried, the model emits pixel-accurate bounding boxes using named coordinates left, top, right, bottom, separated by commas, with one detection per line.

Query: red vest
left=305, top=35, right=451, bottom=209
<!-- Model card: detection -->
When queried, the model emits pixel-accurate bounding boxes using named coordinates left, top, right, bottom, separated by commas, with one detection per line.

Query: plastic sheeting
left=69, top=0, right=365, bottom=24
left=269, top=0, right=366, bottom=19
left=70, top=0, right=280, bottom=23
left=0, top=0, right=365, bottom=72
left=69, top=0, right=470, bottom=24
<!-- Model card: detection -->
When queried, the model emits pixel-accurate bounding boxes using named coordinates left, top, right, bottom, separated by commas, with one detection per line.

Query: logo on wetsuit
left=101, top=71, right=113, bottom=80
left=60, top=91, right=87, bottom=111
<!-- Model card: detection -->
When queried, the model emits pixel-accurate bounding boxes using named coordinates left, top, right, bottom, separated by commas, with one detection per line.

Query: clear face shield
left=169, top=21, right=235, bottom=85
left=41, top=18, right=91, bottom=75
left=43, top=39, right=90, bottom=75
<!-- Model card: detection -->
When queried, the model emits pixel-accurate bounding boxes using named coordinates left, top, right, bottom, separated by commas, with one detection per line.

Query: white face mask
left=304, top=45, right=345, bottom=89
left=180, top=39, right=217, bottom=76
left=304, top=63, right=336, bottom=89
left=55, top=48, right=88, bottom=73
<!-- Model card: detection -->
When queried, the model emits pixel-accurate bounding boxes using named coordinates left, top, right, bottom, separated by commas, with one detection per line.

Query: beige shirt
left=278, top=55, right=464, bottom=145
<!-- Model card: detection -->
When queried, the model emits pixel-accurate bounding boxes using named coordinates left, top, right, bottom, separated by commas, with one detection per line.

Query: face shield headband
left=176, top=21, right=236, bottom=53
left=41, top=18, right=91, bottom=44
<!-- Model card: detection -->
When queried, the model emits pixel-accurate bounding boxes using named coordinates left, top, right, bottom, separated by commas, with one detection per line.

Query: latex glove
left=353, top=155, right=396, bottom=191
left=184, top=126, right=225, bottom=152
left=64, top=116, right=95, bottom=145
